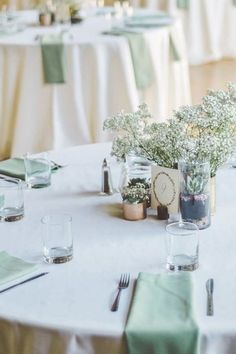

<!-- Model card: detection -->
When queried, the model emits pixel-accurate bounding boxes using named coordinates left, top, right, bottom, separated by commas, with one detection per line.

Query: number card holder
left=151, top=166, right=180, bottom=214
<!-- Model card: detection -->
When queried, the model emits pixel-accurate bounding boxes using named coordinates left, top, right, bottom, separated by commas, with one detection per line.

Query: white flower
left=104, top=83, right=236, bottom=176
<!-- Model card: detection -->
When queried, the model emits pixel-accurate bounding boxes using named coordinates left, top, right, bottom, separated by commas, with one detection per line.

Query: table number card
left=151, top=166, right=180, bottom=214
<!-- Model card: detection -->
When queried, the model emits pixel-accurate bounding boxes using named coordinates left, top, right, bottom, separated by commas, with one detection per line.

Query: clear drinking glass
left=166, top=221, right=199, bottom=271
left=0, top=175, right=24, bottom=222
left=41, top=214, right=73, bottom=264
left=24, top=153, right=51, bottom=188
left=119, top=154, right=152, bottom=206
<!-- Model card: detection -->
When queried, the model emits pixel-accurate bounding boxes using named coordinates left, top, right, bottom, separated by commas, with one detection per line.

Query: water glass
left=41, top=214, right=73, bottom=264
left=24, top=153, right=51, bottom=188
left=166, top=221, right=199, bottom=271
left=0, top=175, right=24, bottom=222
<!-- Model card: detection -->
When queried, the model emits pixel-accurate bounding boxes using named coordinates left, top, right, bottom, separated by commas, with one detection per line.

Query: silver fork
left=111, top=274, right=130, bottom=312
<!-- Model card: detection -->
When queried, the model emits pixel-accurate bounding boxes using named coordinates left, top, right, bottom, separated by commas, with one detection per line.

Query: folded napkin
left=125, top=273, right=199, bottom=354
left=103, top=29, right=154, bottom=90
left=41, top=33, right=67, bottom=84
left=125, top=15, right=174, bottom=28
left=0, top=158, right=60, bottom=180
left=0, top=251, right=39, bottom=286
left=177, top=0, right=190, bottom=10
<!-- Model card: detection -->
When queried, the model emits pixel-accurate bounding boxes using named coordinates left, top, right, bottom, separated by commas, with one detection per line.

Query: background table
left=0, top=10, right=191, bottom=159
left=0, top=142, right=236, bottom=353
left=133, top=0, right=236, bottom=65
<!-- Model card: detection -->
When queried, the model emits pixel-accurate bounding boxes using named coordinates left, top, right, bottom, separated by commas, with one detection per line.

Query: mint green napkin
left=0, top=158, right=60, bottom=180
left=41, top=34, right=67, bottom=84
left=0, top=158, right=26, bottom=179
left=125, top=273, right=199, bottom=354
left=0, top=251, right=39, bottom=286
left=124, top=14, right=173, bottom=28
left=132, top=13, right=169, bottom=20
left=233, top=0, right=236, bottom=5
left=177, top=0, right=190, bottom=9
left=103, top=30, right=154, bottom=90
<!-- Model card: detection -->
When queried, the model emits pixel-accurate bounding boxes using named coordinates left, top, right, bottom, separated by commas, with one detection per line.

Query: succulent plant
left=185, top=175, right=206, bottom=195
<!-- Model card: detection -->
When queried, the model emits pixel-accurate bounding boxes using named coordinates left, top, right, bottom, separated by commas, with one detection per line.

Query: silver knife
left=0, top=272, right=49, bottom=294
left=206, top=278, right=214, bottom=316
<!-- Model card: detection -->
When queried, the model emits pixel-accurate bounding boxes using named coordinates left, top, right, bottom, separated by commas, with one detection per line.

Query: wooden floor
left=190, top=59, right=236, bottom=104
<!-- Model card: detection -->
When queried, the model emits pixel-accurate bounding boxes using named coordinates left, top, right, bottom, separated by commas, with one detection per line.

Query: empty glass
left=166, top=221, right=199, bottom=271
left=24, top=153, right=51, bottom=188
left=41, top=214, right=73, bottom=264
left=0, top=175, right=24, bottom=222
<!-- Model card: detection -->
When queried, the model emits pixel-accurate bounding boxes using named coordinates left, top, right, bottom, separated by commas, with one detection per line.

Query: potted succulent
left=121, top=182, right=149, bottom=221
left=179, top=161, right=211, bottom=229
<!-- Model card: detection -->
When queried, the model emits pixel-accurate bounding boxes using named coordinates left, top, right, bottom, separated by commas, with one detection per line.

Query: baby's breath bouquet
left=104, top=83, right=236, bottom=177
left=121, top=183, right=149, bottom=204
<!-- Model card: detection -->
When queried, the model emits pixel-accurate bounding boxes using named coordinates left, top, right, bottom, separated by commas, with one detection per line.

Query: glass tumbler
left=24, top=153, right=51, bottom=188
left=41, top=214, right=73, bottom=264
left=166, top=221, right=199, bottom=271
left=0, top=175, right=24, bottom=222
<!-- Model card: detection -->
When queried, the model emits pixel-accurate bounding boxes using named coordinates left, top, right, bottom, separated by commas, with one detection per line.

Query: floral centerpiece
left=104, top=83, right=236, bottom=219
left=122, top=182, right=149, bottom=204
left=121, top=182, right=149, bottom=221
left=104, top=83, right=236, bottom=177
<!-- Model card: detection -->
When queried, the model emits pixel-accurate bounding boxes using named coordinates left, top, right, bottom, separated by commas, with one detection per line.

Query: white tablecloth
left=134, top=0, right=236, bottom=65
left=0, top=142, right=236, bottom=353
left=0, top=10, right=191, bottom=159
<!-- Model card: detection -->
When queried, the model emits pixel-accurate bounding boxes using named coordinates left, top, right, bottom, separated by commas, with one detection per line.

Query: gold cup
left=123, top=202, right=147, bottom=221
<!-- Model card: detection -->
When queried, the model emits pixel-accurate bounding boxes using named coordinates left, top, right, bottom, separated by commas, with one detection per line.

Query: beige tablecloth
left=0, top=10, right=191, bottom=159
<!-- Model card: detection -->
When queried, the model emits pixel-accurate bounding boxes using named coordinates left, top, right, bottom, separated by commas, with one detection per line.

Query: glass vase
left=119, top=154, right=152, bottom=207
left=179, top=161, right=211, bottom=230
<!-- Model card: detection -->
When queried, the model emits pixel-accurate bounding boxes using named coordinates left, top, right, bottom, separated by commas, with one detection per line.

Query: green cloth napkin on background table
left=233, top=0, right=236, bottom=5
left=103, top=29, right=154, bottom=90
left=41, top=33, right=67, bottom=84
left=0, top=158, right=60, bottom=180
left=125, top=272, right=199, bottom=354
left=0, top=251, right=39, bottom=286
left=177, top=0, right=190, bottom=9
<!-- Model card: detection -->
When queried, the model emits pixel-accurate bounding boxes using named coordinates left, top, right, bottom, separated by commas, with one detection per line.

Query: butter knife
left=0, top=272, right=49, bottom=294
left=206, top=278, right=214, bottom=316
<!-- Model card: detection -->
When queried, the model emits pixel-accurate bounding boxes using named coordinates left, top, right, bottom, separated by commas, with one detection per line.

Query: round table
left=0, top=9, right=191, bottom=159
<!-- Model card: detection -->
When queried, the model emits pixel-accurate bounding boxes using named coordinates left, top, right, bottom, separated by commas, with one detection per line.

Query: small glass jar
left=119, top=154, right=151, bottom=207
left=179, top=161, right=211, bottom=230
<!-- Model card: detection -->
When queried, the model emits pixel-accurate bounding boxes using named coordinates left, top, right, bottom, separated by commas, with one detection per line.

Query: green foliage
left=121, top=182, right=149, bottom=204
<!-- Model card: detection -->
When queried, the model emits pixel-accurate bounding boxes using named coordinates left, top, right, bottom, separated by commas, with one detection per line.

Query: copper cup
left=123, top=202, right=147, bottom=221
